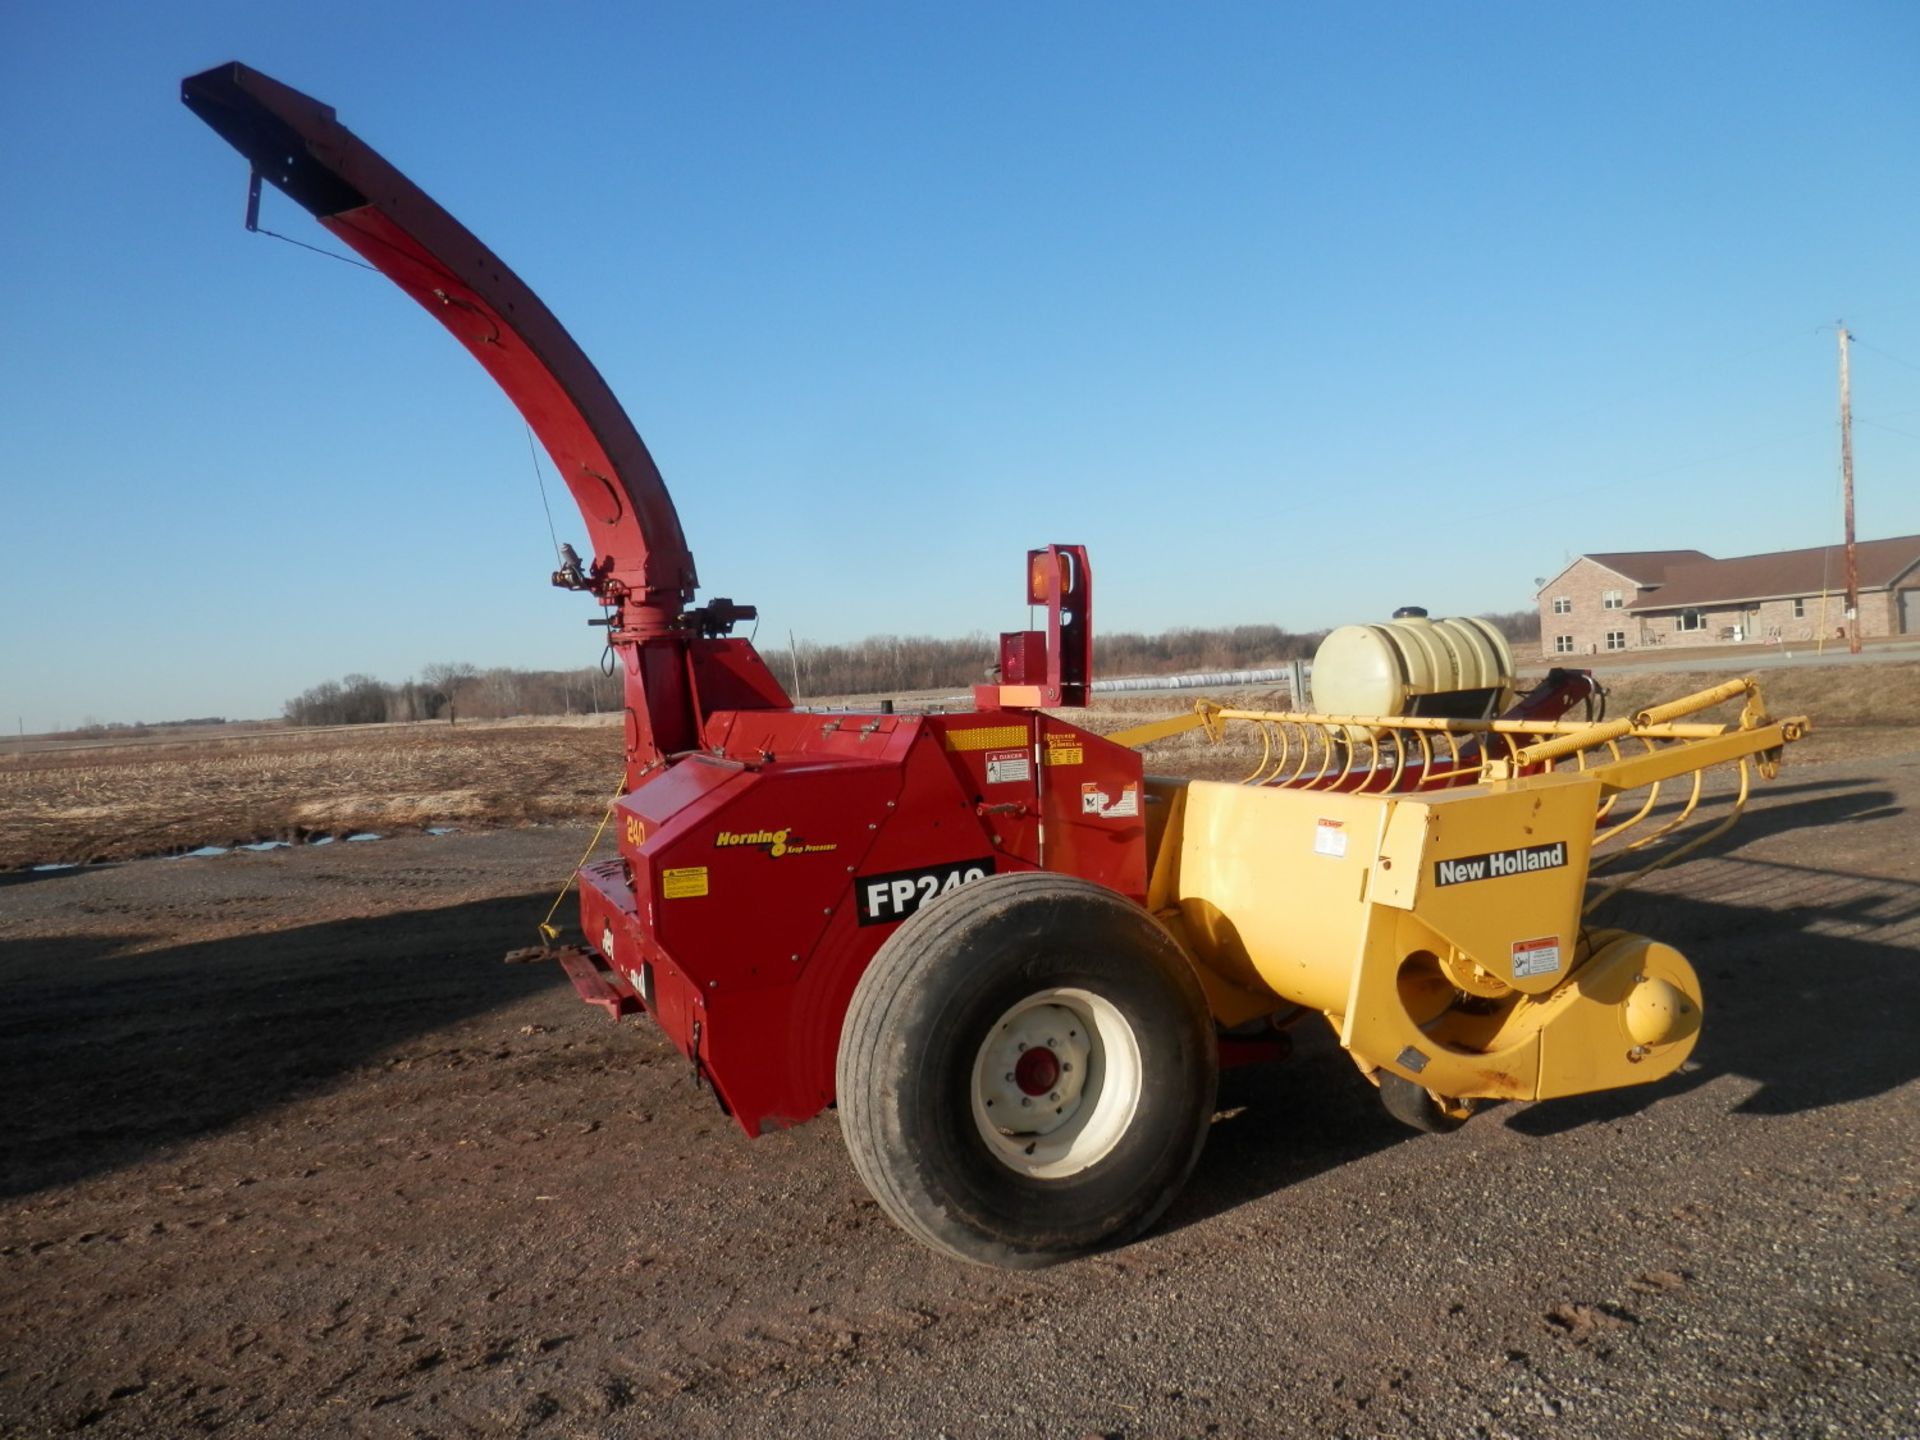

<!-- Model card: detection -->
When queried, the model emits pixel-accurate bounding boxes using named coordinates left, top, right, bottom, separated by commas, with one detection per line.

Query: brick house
left=1534, top=550, right=1709, bottom=658
left=1536, top=535, right=1920, bottom=657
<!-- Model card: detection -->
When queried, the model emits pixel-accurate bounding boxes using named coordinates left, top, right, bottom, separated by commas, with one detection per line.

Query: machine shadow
left=1640, top=778, right=1902, bottom=848
left=0, top=893, right=566, bottom=1201
left=1508, top=867, right=1919, bottom=1133
left=1167, top=777, right=1919, bottom=1227
left=1162, top=1030, right=1420, bottom=1235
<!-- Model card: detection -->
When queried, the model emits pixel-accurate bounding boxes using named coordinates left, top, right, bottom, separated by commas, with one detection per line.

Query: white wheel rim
left=970, top=987, right=1143, bottom=1179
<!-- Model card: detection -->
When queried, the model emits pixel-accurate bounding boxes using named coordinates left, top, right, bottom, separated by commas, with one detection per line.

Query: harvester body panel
left=576, top=709, right=1146, bottom=1133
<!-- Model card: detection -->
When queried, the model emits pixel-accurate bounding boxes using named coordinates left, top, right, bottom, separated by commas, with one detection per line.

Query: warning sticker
left=1511, top=935, right=1562, bottom=979
left=1313, top=818, right=1348, bottom=858
left=662, top=866, right=709, bottom=899
left=1081, top=783, right=1140, bottom=819
left=985, top=749, right=1032, bottom=785
left=1044, top=734, right=1084, bottom=767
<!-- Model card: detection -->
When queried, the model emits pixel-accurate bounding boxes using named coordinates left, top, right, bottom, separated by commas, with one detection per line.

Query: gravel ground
left=2, top=750, right=1916, bottom=1439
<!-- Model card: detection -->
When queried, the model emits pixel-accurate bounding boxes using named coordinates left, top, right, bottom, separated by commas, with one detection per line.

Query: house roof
left=1576, top=550, right=1713, bottom=586
left=1630, top=534, right=1920, bottom=612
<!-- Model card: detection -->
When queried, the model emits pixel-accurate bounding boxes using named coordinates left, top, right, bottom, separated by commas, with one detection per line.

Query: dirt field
left=2, top=676, right=1917, bottom=1436
left=6, top=665, right=1916, bottom=872
left=0, top=719, right=626, bottom=871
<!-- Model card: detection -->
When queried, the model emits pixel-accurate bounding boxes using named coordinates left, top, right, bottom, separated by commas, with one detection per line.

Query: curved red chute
left=182, top=62, right=697, bottom=622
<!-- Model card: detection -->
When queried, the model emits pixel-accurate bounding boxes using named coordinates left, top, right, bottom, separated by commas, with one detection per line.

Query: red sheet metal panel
left=578, top=708, right=1148, bottom=1135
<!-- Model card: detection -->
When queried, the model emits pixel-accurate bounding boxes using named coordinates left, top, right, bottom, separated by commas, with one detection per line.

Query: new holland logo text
left=1432, top=841, right=1567, bottom=887
left=714, top=827, right=837, bottom=857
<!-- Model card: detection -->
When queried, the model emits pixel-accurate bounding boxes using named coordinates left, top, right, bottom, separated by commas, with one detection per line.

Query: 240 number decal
left=856, top=857, right=995, bottom=926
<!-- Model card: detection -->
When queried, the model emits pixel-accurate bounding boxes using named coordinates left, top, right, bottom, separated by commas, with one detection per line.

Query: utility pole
left=787, top=629, right=804, bottom=699
left=1838, top=323, right=1861, bottom=654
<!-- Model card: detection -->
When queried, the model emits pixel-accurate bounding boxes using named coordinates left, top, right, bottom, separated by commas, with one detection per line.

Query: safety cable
left=525, top=423, right=566, bottom=566
left=536, top=774, right=630, bottom=944
left=254, top=224, right=380, bottom=272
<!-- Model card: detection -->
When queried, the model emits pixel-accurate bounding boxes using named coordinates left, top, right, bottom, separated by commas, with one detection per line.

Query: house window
left=1554, top=635, right=1575, bottom=654
left=1676, top=609, right=1704, bottom=632
left=1551, top=597, right=1572, bottom=615
left=1792, top=598, right=1807, bottom=618
left=1603, top=590, right=1624, bottom=610
left=1605, top=631, right=1627, bottom=651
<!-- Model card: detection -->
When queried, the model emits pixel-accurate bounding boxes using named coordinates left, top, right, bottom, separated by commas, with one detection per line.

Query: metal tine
left=1345, top=726, right=1377, bottom=791
left=1346, top=723, right=1372, bottom=789
left=1369, top=730, right=1391, bottom=793
left=1299, top=724, right=1330, bottom=789
left=1428, top=727, right=1476, bottom=784
left=1303, top=722, right=1338, bottom=790
left=1593, top=737, right=1666, bottom=851
left=1239, top=719, right=1274, bottom=785
left=1267, top=719, right=1286, bottom=785
left=1380, top=727, right=1408, bottom=792
left=1278, top=720, right=1300, bottom=785
left=1413, top=728, right=1436, bottom=788
left=1286, top=722, right=1319, bottom=789
left=1604, top=762, right=1705, bottom=862
left=1587, top=759, right=1752, bottom=914
left=1593, top=739, right=1628, bottom=821
left=1276, top=721, right=1299, bottom=785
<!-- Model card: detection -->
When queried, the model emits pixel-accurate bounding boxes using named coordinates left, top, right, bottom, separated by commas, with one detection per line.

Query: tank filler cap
left=1391, top=606, right=1430, bottom=620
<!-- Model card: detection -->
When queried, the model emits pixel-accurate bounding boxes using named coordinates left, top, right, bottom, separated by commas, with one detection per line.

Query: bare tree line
left=1477, top=610, right=1543, bottom=645
left=282, top=662, right=619, bottom=726
left=282, top=612, right=1543, bottom=724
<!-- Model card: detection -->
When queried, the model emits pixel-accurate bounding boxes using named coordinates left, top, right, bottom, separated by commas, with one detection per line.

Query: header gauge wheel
left=1377, top=1071, right=1475, bottom=1134
left=837, top=872, right=1217, bottom=1268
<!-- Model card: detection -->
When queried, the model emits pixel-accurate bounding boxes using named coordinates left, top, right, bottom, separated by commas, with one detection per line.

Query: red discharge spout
left=181, top=62, right=698, bottom=630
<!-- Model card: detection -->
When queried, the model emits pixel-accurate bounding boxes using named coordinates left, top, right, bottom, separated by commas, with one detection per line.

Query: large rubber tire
left=837, top=872, right=1218, bottom=1268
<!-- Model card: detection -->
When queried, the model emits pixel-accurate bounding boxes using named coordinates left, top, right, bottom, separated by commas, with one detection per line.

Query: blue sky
left=3, top=3, right=1917, bottom=729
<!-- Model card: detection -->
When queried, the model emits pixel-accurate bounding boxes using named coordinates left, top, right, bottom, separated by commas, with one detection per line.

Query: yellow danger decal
left=662, top=866, right=709, bottom=899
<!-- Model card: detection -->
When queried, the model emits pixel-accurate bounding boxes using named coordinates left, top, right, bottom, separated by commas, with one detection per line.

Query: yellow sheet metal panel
left=1340, top=909, right=1542, bottom=1100
left=1154, top=910, right=1286, bottom=1030
left=1376, top=774, right=1599, bottom=997
left=1171, top=774, right=1596, bottom=1017
left=1339, top=919, right=1704, bottom=1103
left=1533, top=934, right=1702, bottom=1099
left=1173, top=781, right=1390, bottom=1014
left=1159, top=738, right=1717, bottom=1107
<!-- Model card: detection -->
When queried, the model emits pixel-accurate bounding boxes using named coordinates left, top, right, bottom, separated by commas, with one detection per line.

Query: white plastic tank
left=1309, top=608, right=1515, bottom=718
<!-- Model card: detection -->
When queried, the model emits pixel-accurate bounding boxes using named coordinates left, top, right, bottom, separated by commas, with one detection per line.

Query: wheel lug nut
left=1004, top=1072, right=1014, bottom=1083
left=1020, top=1097, right=1031, bottom=1107
left=1061, top=1062, right=1072, bottom=1073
